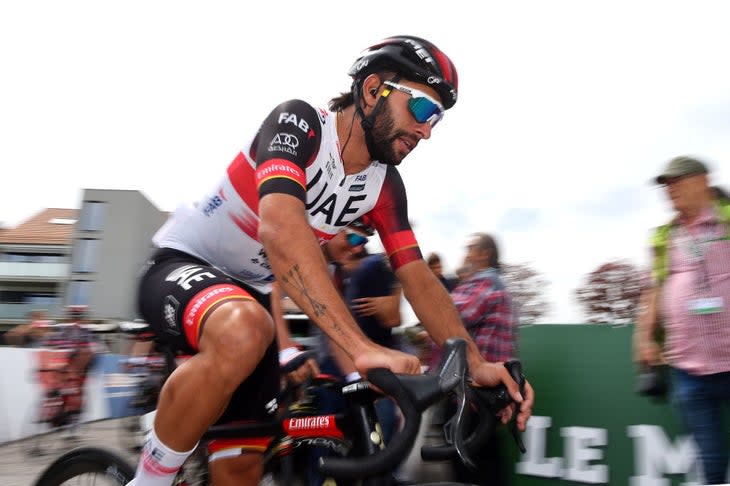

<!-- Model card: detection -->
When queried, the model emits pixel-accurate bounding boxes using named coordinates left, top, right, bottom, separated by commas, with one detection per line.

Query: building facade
left=0, top=208, right=76, bottom=325
left=0, top=189, right=166, bottom=328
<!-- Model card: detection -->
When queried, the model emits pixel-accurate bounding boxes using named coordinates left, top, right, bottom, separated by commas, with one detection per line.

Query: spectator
left=434, top=232, right=518, bottom=486
left=426, top=252, right=458, bottom=291
left=634, top=156, right=730, bottom=484
left=342, top=245, right=403, bottom=444
left=455, top=260, right=475, bottom=284
left=309, top=227, right=404, bottom=485
left=33, top=305, right=99, bottom=429
left=4, top=309, right=53, bottom=347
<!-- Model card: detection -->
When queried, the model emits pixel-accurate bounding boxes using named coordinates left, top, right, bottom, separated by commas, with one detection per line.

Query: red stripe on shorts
left=182, top=284, right=252, bottom=350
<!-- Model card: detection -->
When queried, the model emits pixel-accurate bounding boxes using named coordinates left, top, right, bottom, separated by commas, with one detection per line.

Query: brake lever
left=504, top=360, right=527, bottom=453
left=451, top=362, right=475, bottom=470
left=467, top=361, right=527, bottom=455
left=422, top=360, right=528, bottom=468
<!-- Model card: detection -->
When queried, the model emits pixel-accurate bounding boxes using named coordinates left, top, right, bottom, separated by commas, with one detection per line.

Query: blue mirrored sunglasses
left=346, top=232, right=368, bottom=247
left=383, top=81, right=445, bottom=127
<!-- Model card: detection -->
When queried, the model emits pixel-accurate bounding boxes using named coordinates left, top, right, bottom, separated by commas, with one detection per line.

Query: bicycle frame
left=196, top=378, right=392, bottom=485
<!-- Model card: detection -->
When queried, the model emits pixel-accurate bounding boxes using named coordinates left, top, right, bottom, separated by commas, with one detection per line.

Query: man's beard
left=366, top=102, right=409, bottom=166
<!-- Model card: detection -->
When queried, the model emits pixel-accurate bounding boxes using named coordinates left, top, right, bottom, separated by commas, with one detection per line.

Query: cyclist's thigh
left=137, top=248, right=270, bottom=354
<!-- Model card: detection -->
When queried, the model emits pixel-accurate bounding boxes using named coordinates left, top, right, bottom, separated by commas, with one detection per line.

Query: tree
left=575, top=259, right=643, bottom=324
left=501, top=262, right=550, bottom=325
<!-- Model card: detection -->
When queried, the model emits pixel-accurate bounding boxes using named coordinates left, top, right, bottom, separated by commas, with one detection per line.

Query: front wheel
left=33, top=447, right=135, bottom=486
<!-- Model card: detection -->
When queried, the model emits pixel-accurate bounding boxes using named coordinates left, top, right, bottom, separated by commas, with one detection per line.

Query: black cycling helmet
left=348, top=35, right=458, bottom=109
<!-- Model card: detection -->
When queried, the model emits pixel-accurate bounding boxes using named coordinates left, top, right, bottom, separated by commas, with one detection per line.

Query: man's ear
left=361, top=74, right=382, bottom=106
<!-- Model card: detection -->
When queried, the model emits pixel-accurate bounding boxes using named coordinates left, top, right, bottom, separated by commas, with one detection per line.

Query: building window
left=0, top=291, right=59, bottom=305
left=67, top=281, right=92, bottom=306
left=72, top=239, right=100, bottom=273
left=78, top=201, right=106, bottom=231
left=2, top=253, right=66, bottom=263
left=26, top=293, right=59, bottom=305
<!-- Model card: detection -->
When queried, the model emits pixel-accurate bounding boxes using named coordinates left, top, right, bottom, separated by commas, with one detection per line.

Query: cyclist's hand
left=354, top=345, right=421, bottom=377
left=471, top=361, right=534, bottom=431
left=290, top=357, right=320, bottom=385
left=279, top=347, right=320, bottom=385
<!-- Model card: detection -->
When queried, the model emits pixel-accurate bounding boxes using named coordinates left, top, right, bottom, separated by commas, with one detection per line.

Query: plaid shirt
left=451, top=268, right=518, bottom=363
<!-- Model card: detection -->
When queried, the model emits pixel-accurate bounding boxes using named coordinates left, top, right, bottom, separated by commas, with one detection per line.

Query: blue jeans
left=671, top=368, right=730, bottom=484
left=374, top=397, right=397, bottom=445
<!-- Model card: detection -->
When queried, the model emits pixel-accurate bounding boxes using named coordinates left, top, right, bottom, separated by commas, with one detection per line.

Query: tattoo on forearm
left=282, top=264, right=328, bottom=317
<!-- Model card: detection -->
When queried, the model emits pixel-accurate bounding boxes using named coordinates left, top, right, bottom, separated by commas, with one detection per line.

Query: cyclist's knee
left=199, top=301, right=274, bottom=365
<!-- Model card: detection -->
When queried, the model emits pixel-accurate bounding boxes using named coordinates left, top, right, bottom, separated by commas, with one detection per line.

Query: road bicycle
left=32, top=338, right=526, bottom=486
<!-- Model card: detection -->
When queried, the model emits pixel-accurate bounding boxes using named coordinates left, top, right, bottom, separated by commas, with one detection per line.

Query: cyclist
left=130, top=35, right=534, bottom=486
left=37, top=305, right=99, bottom=426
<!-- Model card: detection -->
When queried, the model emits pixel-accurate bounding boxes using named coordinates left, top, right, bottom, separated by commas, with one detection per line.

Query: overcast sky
left=2, top=1, right=729, bottom=323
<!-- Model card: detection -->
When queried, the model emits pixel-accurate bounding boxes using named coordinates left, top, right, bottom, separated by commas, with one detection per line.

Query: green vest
left=651, top=199, right=730, bottom=285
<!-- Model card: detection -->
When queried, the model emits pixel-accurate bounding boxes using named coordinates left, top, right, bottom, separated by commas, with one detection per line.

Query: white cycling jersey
left=153, top=100, right=420, bottom=293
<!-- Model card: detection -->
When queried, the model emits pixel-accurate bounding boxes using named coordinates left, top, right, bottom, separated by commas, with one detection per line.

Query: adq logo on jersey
left=268, top=133, right=299, bottom=156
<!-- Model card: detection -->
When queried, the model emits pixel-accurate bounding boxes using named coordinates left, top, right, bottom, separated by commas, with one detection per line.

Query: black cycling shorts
left=137, top=248, right=279, bottom=424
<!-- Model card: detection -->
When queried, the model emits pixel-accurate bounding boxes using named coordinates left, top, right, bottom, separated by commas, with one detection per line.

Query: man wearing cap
left=634, top=155, right=730, bottom=484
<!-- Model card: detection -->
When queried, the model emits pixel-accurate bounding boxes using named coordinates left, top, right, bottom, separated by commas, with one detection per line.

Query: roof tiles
left=0, top=208, right=78, bottom=245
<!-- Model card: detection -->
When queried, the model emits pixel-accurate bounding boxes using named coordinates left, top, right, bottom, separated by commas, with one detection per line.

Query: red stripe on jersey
left=183, top=284, right=253, bottom=350
left=382, top=230, right=418, bottom=256
left=390, top=246, right=422, bottom=270
left=255, top=159, right=306, bottom=191
left=382, top=230, right=420, bottom=270
left=227, top=152, right=261, bottom=214
left=229, top=210, right=259, bottom=241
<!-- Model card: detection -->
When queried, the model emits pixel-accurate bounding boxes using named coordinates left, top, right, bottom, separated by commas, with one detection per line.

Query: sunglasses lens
left=408, top=97, right=443, bottom=126
left=347, top=233, right=368, bottom=246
